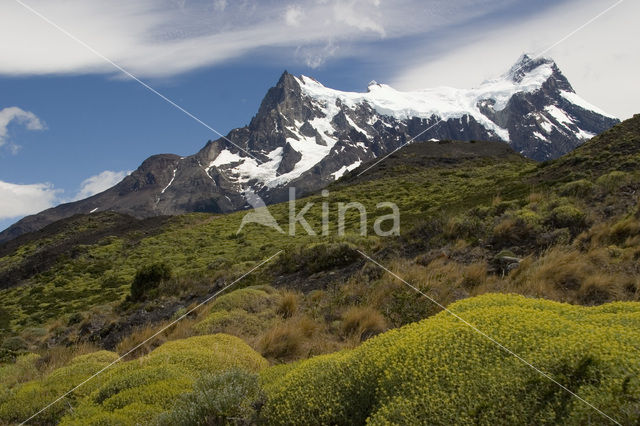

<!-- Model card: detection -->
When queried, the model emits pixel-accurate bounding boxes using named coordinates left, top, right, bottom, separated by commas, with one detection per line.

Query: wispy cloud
left=0, top=170, right=129, bottom=222
left=74, top=170, right=130, bottom=201
left=0, top=106, right=45, bottom=153
left=1, top=0, right=519, bottom=77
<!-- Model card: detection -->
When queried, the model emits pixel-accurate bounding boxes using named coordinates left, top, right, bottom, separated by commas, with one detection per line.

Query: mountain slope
left=0, top=55, right=618, bottom=244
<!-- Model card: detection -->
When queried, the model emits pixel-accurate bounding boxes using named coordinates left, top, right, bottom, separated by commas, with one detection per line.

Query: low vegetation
left=1, top=117, right=640, bottom=423
left=261, top=294, right=640, bottom=425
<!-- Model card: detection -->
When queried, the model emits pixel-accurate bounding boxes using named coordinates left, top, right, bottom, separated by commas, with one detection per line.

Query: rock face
left=0, top=55, right=618, bottom=244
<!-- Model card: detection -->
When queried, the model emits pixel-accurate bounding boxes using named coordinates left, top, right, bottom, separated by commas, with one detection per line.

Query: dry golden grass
left=276, top=291, right=299, bottom=319
left=453, top=239, right=470, bottom=251
left=116, top=326, right=168, bottom=359
left=340, top=306, right=387, bottom=341
left=259, top=321, right=305, bottom=361
left=461, top=262, right=488, bottom=289
left=258, top=315, right=336, bottom=361
left=115, top=315, right=199, bottom=360
left=36, top=342, right=100, bottom=375
left=503, top=246, right=636, bottom=305
left=493, top=217, right=528, bottom=243
left=527, top=191, right=545, bottom=205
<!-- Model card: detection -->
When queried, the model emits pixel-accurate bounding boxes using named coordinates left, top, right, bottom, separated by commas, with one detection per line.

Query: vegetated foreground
left=2, top=294, right=639, bottom=424
left=1, top=115, right=640, bottom=424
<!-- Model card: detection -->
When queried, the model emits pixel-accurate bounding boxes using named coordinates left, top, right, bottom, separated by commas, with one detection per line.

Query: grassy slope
left=2, top=294, right=638, bottom=425
left=1, top=116, right=640, bottom=423
left=261, top=294, right=640, bottom=425
left=0, top=141, right=531, bottom=332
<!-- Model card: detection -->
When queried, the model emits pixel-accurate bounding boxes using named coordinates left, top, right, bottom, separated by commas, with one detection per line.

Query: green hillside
left=1, top=295, right=638, bottom=425
left=1, top=116, right=640, bottom=424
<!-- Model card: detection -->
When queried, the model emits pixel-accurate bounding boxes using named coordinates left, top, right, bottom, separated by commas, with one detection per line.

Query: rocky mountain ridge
left=0, top=54, right=619, bottom=244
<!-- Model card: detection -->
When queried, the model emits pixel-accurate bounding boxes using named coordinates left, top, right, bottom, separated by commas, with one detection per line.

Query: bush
left=0, top=336, right=268, bottom=425
left=261, top=294, right=640, bottom=425
left=595, top=171, right=631, bottom=192
left=0, top=350, right=119, bottom=425
left=276, top=291, right=299, bottom=319
left=559, top=179, right=595, bottom=197
left=276, top=243, right=360, bottom=275
left=1, top=336, right=28, bottom=352
left=0, top=308, right=10, bottom=334
left=0, top=353, right=41, bottom=389
left=130, top=263, right=172, bottom=301
left=194, top=308, right=272, bottom=338
left=156, top=369, right=264, bottom=425
left=209, top=286, right=278, bottom=314
left=548, top=205, right=586, bottom=231
left=259, top=324, right=304, bottom=361
left=341, top=307, right=387, bottom=341
left=443, top=215, right=484, bottom=241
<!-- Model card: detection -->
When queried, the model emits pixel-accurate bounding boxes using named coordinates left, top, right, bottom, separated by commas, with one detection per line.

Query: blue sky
left=0, top=0, right=637, bottom=231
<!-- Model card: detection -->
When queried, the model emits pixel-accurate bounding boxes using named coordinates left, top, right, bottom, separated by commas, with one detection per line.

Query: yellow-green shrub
left=0, top=353, right=40, bottom=389
left=559, top=179, right=595, bottom=197
left=1, top=335, right=267, bottom=425
left=194, top=308, right=272, bottom=337
left=0, top=350, right=119, bottom=425
left=207, top=286, right=278, bottom=314
left=595, top=171, right=631, bottom=192
left=194, top=286, right=281, bottom=339
left=156, top=369, right=264, bottom=425
left=261, top=294, right=640, bottom=425
left=548, top=205, right=586, bottom=230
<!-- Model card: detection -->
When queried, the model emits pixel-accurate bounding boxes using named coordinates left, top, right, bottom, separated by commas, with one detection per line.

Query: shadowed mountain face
left=0, top=55, right=618, bottom=244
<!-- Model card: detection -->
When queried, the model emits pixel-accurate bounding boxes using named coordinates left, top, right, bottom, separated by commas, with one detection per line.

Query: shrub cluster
left=0, top=335, right=267, bottom=425
left=156, top=369, right=264, bottom=425
left=261, top=294, right=640, bottom=425
left=130, top=263, right=173, bottom=301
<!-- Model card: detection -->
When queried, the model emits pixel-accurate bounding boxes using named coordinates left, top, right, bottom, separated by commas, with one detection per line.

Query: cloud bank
left=0, top=180, right=60, bottom=220
left=1, top=0, right=635, bottom=117
left=1, top=0, right=518, bottom=76
left=0, top=170, right=129, bottom=222
left=390, top=0, right=639, bottom=119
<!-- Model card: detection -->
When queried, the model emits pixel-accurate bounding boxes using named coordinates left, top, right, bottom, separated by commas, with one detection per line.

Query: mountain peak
left=504, top=54, right=556, bottom=83
left=276, top=70, right=299, bottom=89
left=0, top=57, right=619, bottom=244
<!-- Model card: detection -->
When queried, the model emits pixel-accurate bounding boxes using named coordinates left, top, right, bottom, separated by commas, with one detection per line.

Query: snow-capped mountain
left=0, top=55, right=618, bottom=243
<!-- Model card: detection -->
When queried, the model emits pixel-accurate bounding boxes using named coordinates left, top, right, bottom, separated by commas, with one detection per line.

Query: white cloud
left=0, top=170, right=129, bottom=222
left=332, top=0, right=385, bottom=36
left=296, top=41, right=339, bottom=68
left=390, top=0, right=639, bottom=119
left=0, top=107, right=45, bottom=152
left=285, top=5, right=303, bottom=27
left=0, top=180, right=60, bottom=220
left=74, top=170, right=130, bottom=201
left=212, top=0, right=227, bottom=12
left=0, top=0, right=517, bottom=78
left=1, top=0, right=634, bottom=116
